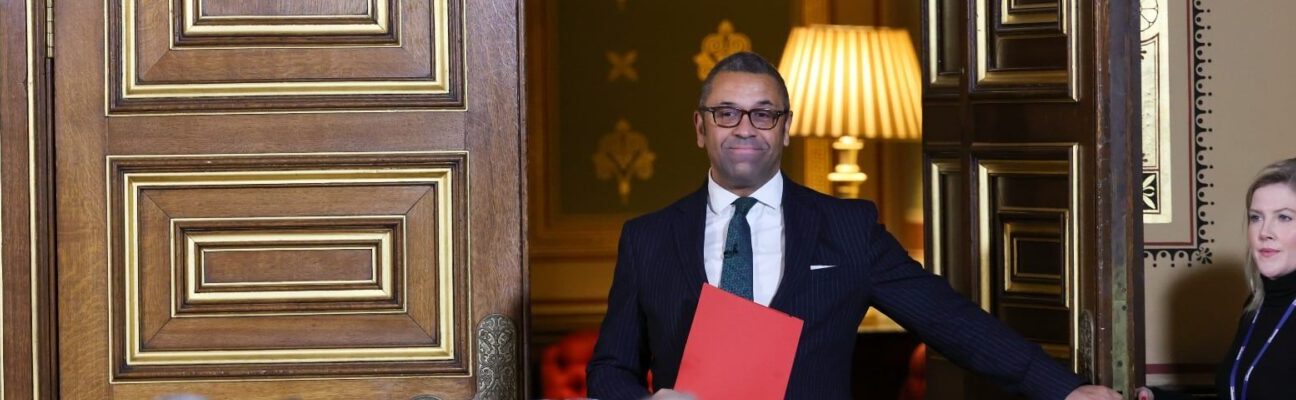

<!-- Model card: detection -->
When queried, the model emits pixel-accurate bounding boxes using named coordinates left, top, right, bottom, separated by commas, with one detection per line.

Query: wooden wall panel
left=172, top=218, right=403, bottom=314
left=924, top=0, right=963, bottom=96
left=971, top=0, right=1078, bottom=98
left=44, top=0, right=523, bottom=398
left=927, top=157, right=964, bottom=292
left=199, top=0, right=371, bottom=17
left=975, top=152, right=1080, bottom=371
left=105, top=154, right=470, bottom=381
left=178, top=0, right=389, bottom=42
left=109, top=0, right=463, bottom=112
left=0, top=0, right=53, bottom=397
left=202, top=247, right=377, bottom=284
left=923, top=0, right=1143, bottom=394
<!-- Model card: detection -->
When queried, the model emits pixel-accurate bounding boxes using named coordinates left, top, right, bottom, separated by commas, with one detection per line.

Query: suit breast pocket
left=798, top=264, right=865, bottom=321
left=808, top=263, right=857, bottom=294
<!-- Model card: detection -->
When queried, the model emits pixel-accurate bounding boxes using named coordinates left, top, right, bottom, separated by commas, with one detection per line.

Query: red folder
left=674, top=284, right=804, bottom=400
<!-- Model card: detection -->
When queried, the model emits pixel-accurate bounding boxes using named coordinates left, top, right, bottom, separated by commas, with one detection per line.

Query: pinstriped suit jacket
left=587, top=176, right=1083, bottom=400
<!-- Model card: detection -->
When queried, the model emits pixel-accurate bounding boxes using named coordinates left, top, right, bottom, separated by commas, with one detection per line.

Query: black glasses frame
left=697, top=106, right=790, bottom=130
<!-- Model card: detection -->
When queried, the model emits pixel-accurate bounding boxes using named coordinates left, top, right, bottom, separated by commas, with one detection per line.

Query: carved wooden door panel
left=53, top=0, right=523, bottom=398
left=921, top=0, right=1143, bottom=397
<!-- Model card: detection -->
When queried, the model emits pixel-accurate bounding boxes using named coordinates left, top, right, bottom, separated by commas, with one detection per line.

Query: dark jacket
left=587, top=177, right=1083, bottom=399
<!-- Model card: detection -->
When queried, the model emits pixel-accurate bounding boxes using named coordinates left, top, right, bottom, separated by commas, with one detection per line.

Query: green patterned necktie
left=720, top=197, right=758, bottom=300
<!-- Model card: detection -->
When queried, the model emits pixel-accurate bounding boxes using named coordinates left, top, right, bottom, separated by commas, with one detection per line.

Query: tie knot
left=732, top=197, right=758, bottom=216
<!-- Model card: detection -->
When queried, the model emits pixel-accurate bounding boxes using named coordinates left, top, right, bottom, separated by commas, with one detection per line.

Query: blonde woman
left=1140, top=157, right=1296, bottom=400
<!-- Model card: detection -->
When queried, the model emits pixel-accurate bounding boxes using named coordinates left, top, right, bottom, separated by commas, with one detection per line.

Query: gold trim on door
left=181, top=0, right=389, bottom=36
left=198, top=246, right=380, bottom=288
left=166, top=215, right=412, bottom=319
left=928, top=158, right=960, bottom=277
left=977, top=160, right=1073, bottom=308
left=973, top=0, right=1078, bottom=97
left=22, top=0, right=43, bottom=393
left=975, top=144, right=1082, bottom=371
left=119, top=0, right=452, bottom=98
left=113, top=165, right=459, bottom=368
left=1000, top=0, right=1058, bottom=25
left=926, top=0, right=959, bottom=89
left=1001, top=218, right=1067, bottom=296
left=183, top=230, right=394, bottom=303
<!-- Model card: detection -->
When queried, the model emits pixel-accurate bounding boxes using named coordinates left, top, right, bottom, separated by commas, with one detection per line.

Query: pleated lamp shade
left=779, top=25, right=922, bottom=141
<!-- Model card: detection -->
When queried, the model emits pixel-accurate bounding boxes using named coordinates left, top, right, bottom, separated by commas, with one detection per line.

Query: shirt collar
left=706, top=170, right=784, bottom=214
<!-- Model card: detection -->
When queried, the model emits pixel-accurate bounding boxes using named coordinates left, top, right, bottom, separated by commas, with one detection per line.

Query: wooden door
left=922, top=0, right=1143, bottom=397
left=50, top=0, right=525, bottom=398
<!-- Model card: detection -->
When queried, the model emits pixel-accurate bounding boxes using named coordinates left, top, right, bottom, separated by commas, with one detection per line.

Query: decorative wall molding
left=1141, top=0, right=1171, bottom=221
left=1144, top=0, right=1214, bottom=267
left=971, top=0, right=1079, bottom=99
left=108, top=0, right=464, bottom=113
left=106, top=152, right=471, bottom=380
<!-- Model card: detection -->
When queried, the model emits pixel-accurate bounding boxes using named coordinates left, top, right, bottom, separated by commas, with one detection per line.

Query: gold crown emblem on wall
left=693, top=19, right=752, bottom=81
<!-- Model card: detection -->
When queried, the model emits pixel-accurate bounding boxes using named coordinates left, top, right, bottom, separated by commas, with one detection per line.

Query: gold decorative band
left=117, top=165, right=457, bottom=366
left=129, top=347, right=450, bottom=365
left=1000, top=0, right=1059, bottom=25
left=184, top=230, right=393, bottom=303
left=183, top=0, right=388, bottom=36
left=198, top=246, right=379, bottom=288
left=1002, top=220, right=1067, bottom=296
left=120, top=0, right=451, bottom=98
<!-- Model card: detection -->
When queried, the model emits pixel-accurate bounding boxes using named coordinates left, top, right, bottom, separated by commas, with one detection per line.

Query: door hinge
left=44, top=0, right=53, bottom=58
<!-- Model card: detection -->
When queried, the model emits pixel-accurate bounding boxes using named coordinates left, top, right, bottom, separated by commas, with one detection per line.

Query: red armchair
left=540, top=329, right=601, bottom=399
left=898, top=344, right=927, bottom=400
left=540, top=329, right=653, bottom=399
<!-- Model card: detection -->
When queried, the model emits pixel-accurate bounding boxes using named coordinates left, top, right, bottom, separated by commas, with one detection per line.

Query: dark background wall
left=553, top=1, right=792, bottom=214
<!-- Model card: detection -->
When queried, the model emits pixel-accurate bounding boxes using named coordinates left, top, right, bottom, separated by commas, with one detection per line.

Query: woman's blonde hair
left=1243, top=157, right=1296, bottom=312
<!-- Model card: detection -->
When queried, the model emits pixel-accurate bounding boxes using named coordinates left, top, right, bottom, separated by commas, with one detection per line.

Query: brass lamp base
left=828, top=136, right=866, bottom=199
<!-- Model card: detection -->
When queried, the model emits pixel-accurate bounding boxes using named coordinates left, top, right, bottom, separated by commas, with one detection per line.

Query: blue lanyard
left=1229, top=298, right=1296, bottom=400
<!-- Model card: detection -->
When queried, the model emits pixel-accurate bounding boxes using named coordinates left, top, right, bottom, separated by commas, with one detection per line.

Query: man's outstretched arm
left=856, top=201, right=1112, bottom=400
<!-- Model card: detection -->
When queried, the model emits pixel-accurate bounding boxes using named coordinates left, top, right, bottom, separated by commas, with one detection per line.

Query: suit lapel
left=770, top=179, right=821, bottom=311
left=672, top=186, right=708, bottom=293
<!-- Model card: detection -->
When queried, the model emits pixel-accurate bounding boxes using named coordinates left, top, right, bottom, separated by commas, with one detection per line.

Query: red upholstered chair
left=540, top=329, right=601, bottom=399
left=897, top=344, right=927, bottom=400
left=540, top=329, right=652, bottom=399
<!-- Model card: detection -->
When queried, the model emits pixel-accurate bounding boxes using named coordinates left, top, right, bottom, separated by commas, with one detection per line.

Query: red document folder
left=674, top=284, right=804, bottom=400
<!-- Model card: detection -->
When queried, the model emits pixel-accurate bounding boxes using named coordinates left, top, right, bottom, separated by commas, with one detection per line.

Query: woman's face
left=1249, top=183, right=1296, bottom=279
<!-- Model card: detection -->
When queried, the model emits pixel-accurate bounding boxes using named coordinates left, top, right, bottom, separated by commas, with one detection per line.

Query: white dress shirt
left=704, top=171, right=785, bottom=306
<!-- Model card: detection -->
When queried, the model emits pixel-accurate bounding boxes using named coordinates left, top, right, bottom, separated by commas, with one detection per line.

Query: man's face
left=693, top=72, right=791, bottom=191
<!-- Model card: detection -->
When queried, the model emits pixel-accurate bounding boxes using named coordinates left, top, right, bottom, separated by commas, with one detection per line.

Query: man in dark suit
left=586, top=52, right=1120, bottom=400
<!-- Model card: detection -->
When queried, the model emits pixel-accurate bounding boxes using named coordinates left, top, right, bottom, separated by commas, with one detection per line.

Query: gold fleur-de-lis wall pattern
left=593, top=119, right=657, bottom=205
left=551, top=2, right=788, bottom=213
left=694, top=20, right=752, bottom=81
left=606, top=51, right=639, bottom=82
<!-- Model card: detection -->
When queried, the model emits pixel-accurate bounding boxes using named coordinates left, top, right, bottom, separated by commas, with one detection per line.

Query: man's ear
left=694, top=111, right=706, bottom=148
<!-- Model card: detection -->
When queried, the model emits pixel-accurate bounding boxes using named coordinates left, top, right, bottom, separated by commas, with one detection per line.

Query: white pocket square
left=809, top=264, right=837, bottom=270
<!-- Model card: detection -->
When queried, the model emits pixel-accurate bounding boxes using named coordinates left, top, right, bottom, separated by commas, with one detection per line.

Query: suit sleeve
left=587, top=222, right=652, bottom=400
left=859, top=202, right=1084, bottom=400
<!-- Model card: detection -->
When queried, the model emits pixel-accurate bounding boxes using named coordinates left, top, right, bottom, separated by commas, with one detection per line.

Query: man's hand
left=647, top=388, right=695, bottom=400
left=1134, top=387, right=1155, bottom=400
left=1065, top=385, right=1122, bottom=400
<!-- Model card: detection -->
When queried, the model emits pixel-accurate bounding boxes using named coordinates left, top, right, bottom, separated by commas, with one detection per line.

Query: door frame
left=0, top=0, right=55, bottom=397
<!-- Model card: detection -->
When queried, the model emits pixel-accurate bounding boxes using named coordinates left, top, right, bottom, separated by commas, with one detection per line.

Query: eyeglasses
left=698, top=106, right=789, bottom=130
